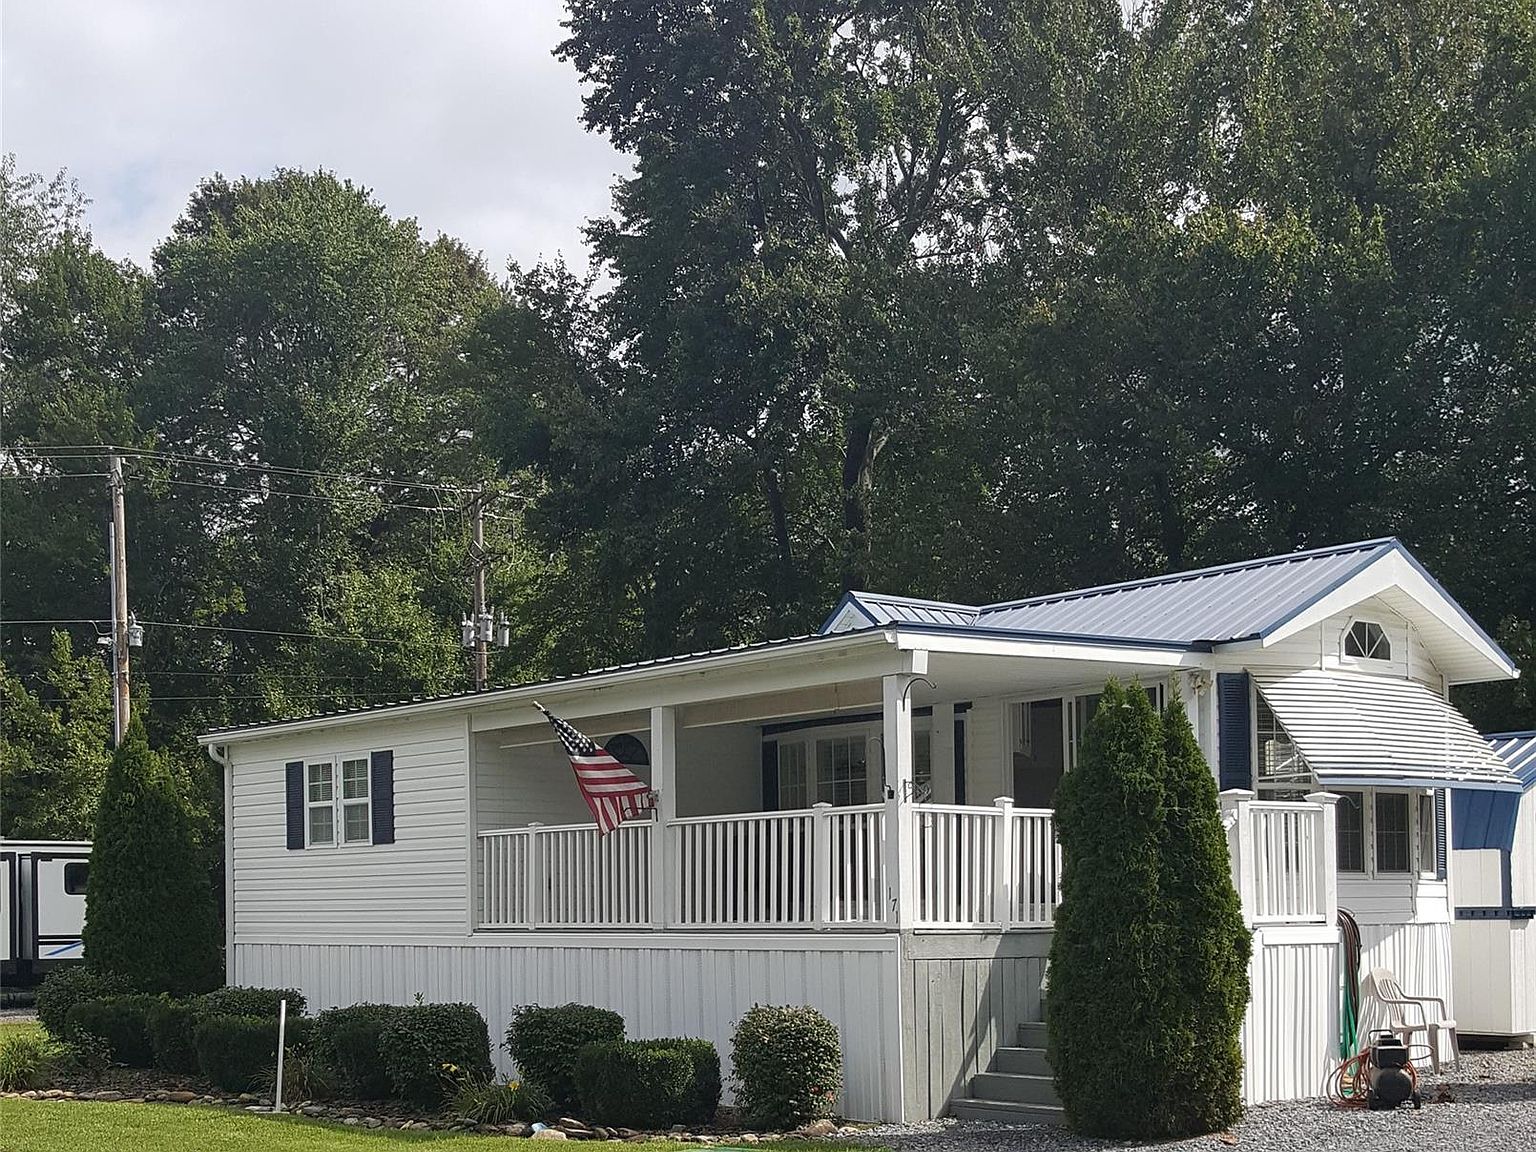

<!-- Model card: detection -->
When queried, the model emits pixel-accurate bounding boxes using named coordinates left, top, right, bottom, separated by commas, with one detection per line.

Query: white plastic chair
left=1361, top=966, right=1460, bottom=1073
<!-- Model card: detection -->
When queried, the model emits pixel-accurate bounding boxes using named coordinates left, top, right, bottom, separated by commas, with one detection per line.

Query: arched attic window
left=1344, top=619, right=1392, bottom=661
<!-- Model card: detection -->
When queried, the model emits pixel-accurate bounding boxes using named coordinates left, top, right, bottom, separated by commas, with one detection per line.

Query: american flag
left=534, top=702, right=652, bottom=835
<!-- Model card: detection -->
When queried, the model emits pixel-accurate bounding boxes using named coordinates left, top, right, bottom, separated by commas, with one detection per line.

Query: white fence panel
left=823, top=805, right=887, bottom=926
left=912, top=804, right=998, bottom=927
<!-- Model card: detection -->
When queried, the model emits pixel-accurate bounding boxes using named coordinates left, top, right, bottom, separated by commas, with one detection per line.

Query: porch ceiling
left=907, top=650, right=1187, bottom=706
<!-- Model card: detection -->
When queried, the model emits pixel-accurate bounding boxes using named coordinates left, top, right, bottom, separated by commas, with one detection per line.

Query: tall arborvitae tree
left=1157, top=696, right=1251, bottom=1133
left=82, top=716, right=221, bottom=995
left=1046, top=680, right=1174, bottom=1137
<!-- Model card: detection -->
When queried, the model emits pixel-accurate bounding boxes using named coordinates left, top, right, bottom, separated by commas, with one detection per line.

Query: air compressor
left=1363, top=1033, right=1420, bottom=1111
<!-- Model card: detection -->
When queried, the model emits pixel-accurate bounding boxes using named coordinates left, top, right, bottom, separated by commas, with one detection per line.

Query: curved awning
left=1253, top=670, right=1522, bottom=792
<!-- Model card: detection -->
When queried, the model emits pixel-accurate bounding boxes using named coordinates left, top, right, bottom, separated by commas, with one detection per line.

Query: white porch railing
left=912, top=800, right=1060, bottom=929
left=479, top=800, right=1061, bottom=932
left=1222, top=790, right=1339, bottom=927
left=480, top=822, right=652, bottom=928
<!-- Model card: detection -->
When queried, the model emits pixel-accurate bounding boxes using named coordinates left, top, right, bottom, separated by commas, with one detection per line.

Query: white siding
left=1516, top=789, right=1536, bottom=907
left=233, top=934, right=902, bottom=1120
left=476, top=737, right=597, bottom=832
left=676, top=725, right=761, bottom=817
left=1243, top=596, right=1443, bottom=690
left=1242, top=926, right=1340, bottom=1104
left=965, top=699, right=1007, bottom=803
left=229, top=715, right=470, bottom=942
left=1357, top=920, right=1456, bottom=1064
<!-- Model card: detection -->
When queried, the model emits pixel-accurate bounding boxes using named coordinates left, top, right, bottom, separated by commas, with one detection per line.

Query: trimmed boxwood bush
left=194, top=986, right=306, bottom=1020
left=35, top=967, right=128, bottom=1039
left=63, top=995, right=159, bottom=1066
left=574, top=1040, right=693, bottom=1128
left=378, top=1003, right=492, bottom=1104
left=506, top=1003, right=624, bottom=1112
left=145, top=997, right=199, bottom=1072
left=576, top=1038, right=721, bottom=1128
left=192, top=1013, right=315, bottom=1092
left=312, top=1004, right=401, bottom=1099
left=730, top=1005, right=841, bottom=1129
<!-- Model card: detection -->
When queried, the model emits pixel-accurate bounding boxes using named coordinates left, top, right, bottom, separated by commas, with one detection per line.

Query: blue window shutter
left=370, top=750, right=395, bottom=845
left=285, top=761, right=305, bottom=850
left=1434, top=789, right=1447, bottom=880
left=1216, top=672, right=1252, bottom=791
left=761, top=741, right=779, bottom=812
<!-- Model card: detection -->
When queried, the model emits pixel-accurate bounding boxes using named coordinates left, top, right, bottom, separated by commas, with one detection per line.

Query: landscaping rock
left=533, top=1128, right=570, bottom=1140
left=670, top=1125, right=689, bottom=1135
left=505, top=1122, right=531, bottom=1136
left=301, top=1104, right=328, bottom=1117
left=93, top=1091, right=125, bottom=1103
left=344, top=1117, right=360, bottom=1126
left=364, top=1118, right=383, bottom=1129
left=798, top=1119, right=838, bottom=1137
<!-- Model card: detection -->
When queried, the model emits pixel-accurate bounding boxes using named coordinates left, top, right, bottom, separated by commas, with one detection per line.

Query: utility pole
left=470, top=490, right=488, bottom=692
left=108, top=453, right=131, bottom=744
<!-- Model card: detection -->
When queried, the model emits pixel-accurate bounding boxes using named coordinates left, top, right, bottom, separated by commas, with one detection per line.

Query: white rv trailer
left=0, top=839, right=90, bottom=986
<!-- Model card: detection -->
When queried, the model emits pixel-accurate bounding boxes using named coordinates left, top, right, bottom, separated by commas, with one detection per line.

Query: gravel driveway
left=852, top=1048, right=1535, bottom=1152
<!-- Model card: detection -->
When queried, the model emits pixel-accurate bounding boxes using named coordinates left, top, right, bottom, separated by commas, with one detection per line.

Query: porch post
left=1305, top=791, right=1340, bottom=927
left=993, top=795, right=1015, bottom=931
left=883, top=669, right=918, bottom=929
left=1220, top=788, right=1257, bottom=927
left=649, top=705, right=677, bottom=930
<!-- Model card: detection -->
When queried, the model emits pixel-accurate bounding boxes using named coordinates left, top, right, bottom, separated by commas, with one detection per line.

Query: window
left=305, top=756, right=374, bottom=848
left=307, top=761, right=335, bottom=846
left=341, top=757, right=371, bottom=844
left=778, top=742, right=809, bottom=809
left=1255, top=696, right=1310, bottom=799
left=1417, top=792, right=1438, bottom=876
left=1069, top=684, right=1164, bottom=768
left=1013, top=698, right=1065, bottom=808
left=63, top=862, right=89, bottom=895
left=1336, top=792, right=1366, bottom=873
left=1344, top=620, right=1392, bottom=661
left=913, top=730, right=934, bottom=801
left=816, top=735, right=868, bottom=806
left=1375, top=792, right=1411, bottom=873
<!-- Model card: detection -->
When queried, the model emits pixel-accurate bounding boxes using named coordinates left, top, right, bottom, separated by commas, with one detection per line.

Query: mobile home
left=201, top=538, right=1521, bottom=1120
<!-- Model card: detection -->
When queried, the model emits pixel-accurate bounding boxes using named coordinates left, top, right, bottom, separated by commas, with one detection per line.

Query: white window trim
left=767, top=718, right=934, bottom=809
left=305, top=752, right=375, bottom=850
left=1005, top=681, right=1169, bottom=774
left=1341, top=616, right=1394, bottom=664
left=1332, top=785, right=1438, bottom=879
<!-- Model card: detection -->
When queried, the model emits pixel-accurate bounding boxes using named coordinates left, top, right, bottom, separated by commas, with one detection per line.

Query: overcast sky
left=1, top=0, right=628, bottom=275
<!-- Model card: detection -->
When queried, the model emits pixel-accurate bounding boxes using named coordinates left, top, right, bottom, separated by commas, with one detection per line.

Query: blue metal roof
left=827, top=538, right=1402, bottom=647
left=1488, top=731, right=1536, bottom=791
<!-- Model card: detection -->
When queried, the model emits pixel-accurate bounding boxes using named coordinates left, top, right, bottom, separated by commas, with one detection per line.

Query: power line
left=0, top=617, right=439, bottom=648
left=9, top=444, right=496, bottom=498
left=149, top=474, right=459, bottom=516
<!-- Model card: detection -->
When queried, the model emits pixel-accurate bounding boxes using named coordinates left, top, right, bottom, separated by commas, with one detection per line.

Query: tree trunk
left=841, top=418, right=886, bottom=592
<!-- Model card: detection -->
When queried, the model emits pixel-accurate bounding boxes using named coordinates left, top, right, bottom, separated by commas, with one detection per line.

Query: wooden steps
left=947, top=1022, right=1064, bottom=1126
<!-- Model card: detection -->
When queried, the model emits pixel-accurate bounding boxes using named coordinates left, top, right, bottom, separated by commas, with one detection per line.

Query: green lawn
left=1, top=1099, right=519, bottom=1151
left=0, top=1099, right=864, bottom=1152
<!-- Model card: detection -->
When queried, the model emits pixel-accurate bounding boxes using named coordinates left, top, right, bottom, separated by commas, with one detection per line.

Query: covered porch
left=465, top=633, right=1335, bottom=934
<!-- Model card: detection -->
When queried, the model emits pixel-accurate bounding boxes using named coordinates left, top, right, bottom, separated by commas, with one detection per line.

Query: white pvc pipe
left=273, top=998, right=288, bottom=1113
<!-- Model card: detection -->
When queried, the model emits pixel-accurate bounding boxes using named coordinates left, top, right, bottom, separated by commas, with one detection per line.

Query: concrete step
left=948, top=1098, right=1065, bottom=1125
left=1017, top=1021, right=1048, bottom=1048
left=993, top=1046, right=1052, bottom=1077
left=970, top=1071, right=1061, bottom=1107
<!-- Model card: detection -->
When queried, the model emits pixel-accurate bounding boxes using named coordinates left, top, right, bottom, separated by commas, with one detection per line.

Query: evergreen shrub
left=145, top=997, right=199, bottom=1072
left=312, top=1003, right=402, bottom=1098
left=574, top=1038, right=720, bottom=1128
left=192, top=1013, right=313, bottom=1092
left=81, top=717, right=221, bottom=996
left=35, top=967, right=128, bottom=1038
left=63, top=995, right=158, bottom=1066
left=378, top=1002, right=492, bottom=1104
left=505, top=1003, right=624, bottom=1112
left=730, top=1005, right=841, bottom=1129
